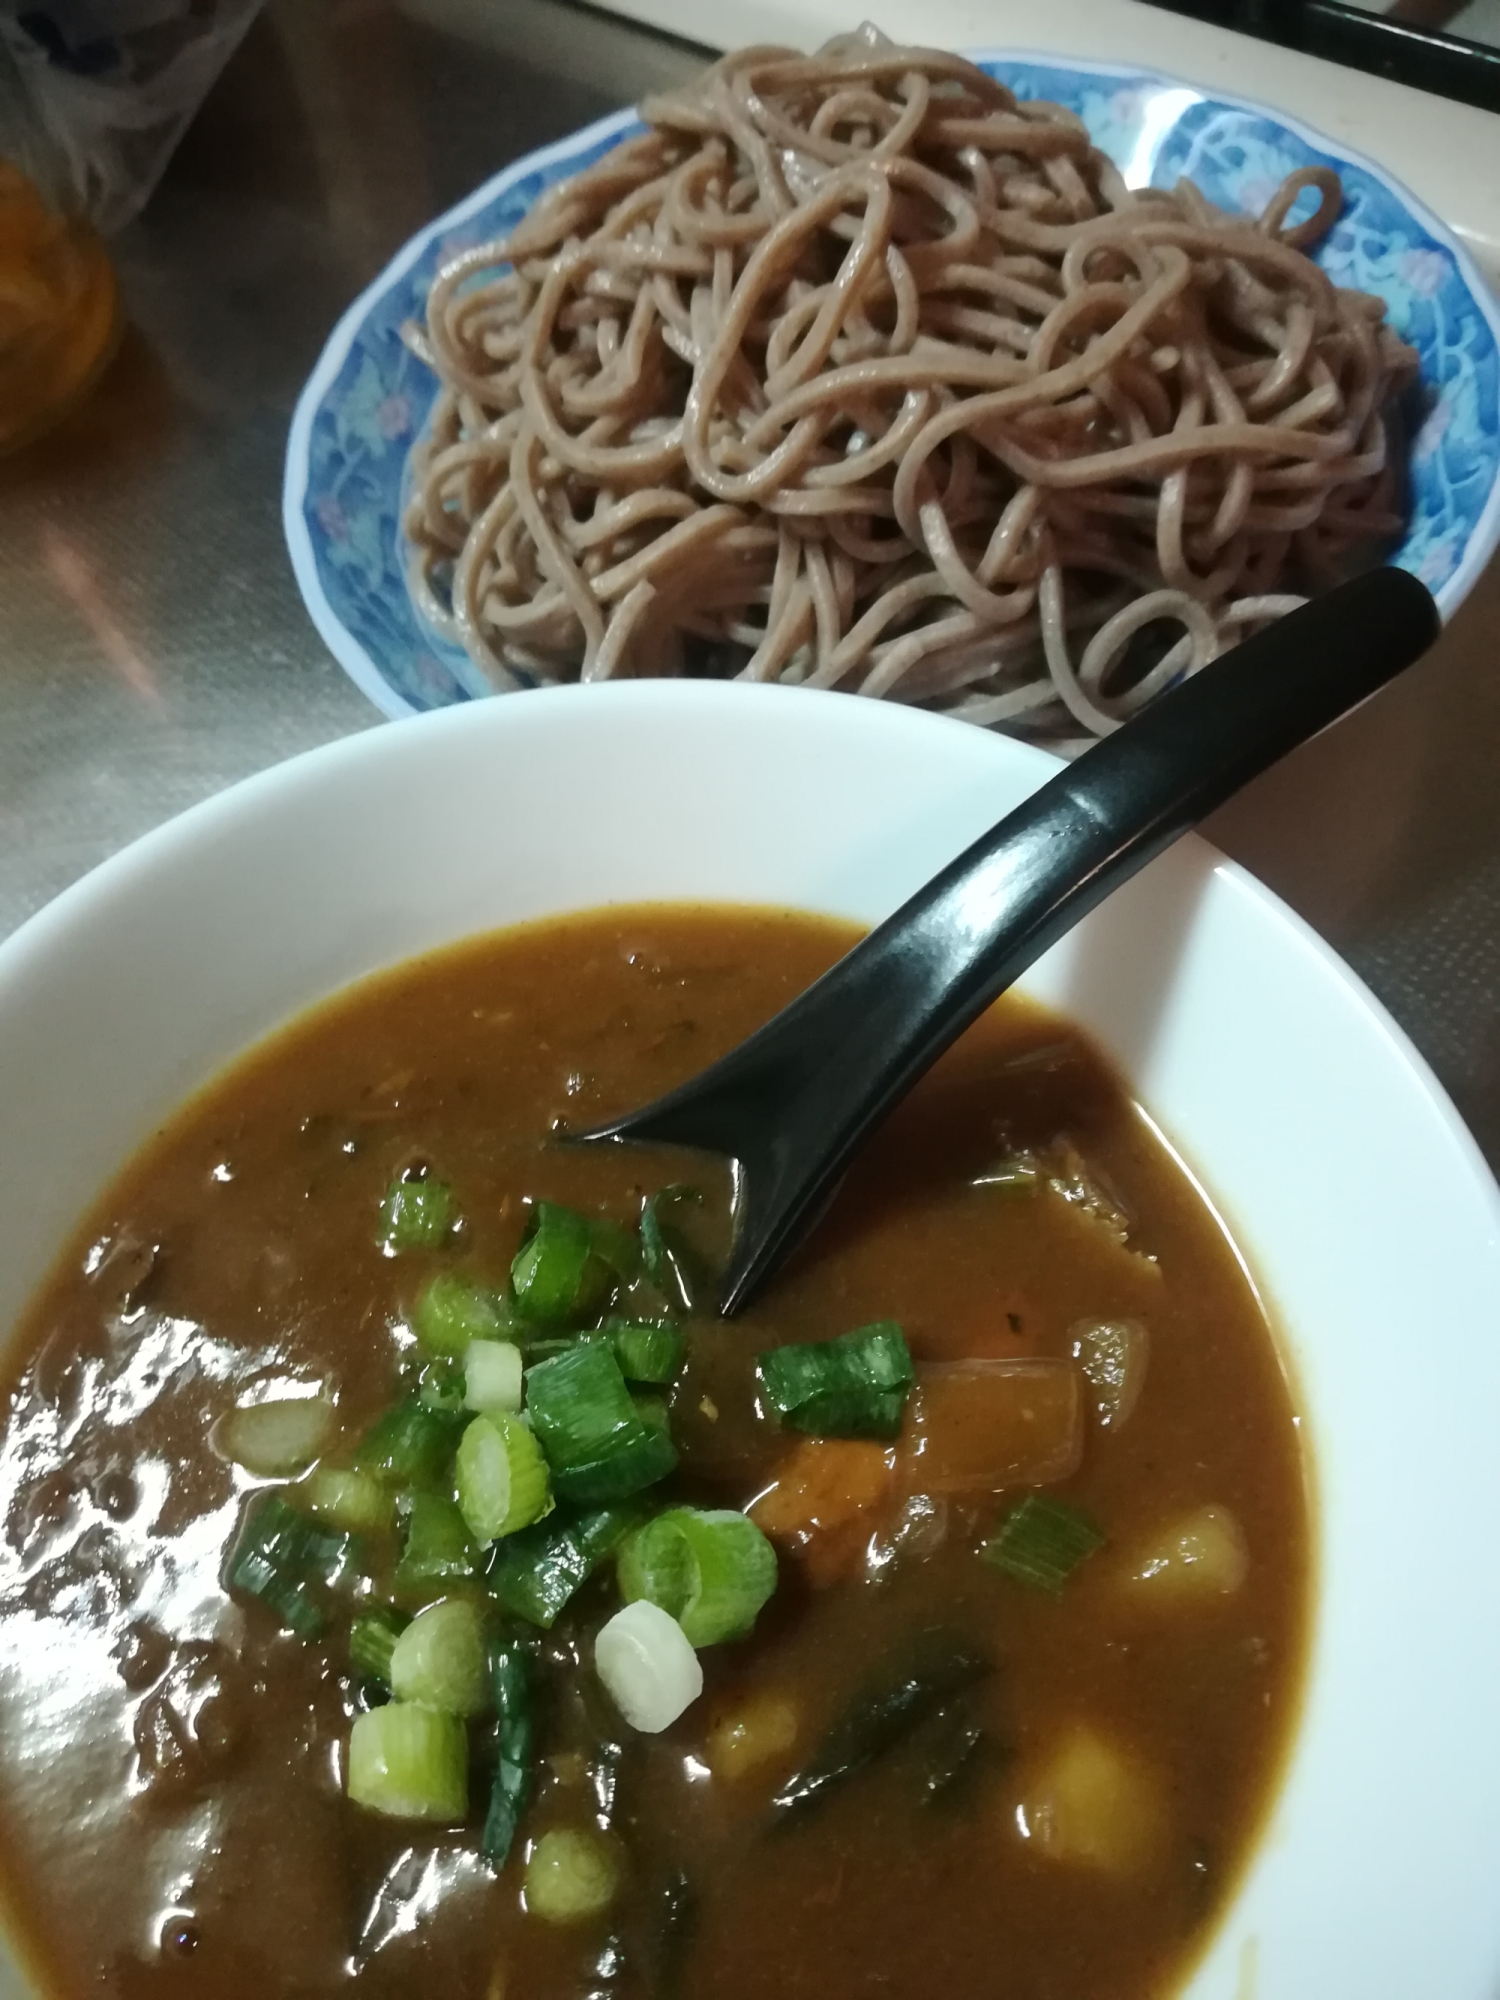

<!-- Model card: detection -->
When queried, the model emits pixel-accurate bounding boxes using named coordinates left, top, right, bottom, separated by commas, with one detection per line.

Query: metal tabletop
left=2, top=0, right=1498, bottom=1170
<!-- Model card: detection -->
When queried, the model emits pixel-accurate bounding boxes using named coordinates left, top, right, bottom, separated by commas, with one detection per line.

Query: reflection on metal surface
left=36, top=524, right=158, bottom=704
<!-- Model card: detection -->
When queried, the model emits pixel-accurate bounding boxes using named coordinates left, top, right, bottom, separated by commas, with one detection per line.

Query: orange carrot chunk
left=749, top=1438, right=895, bottom=1586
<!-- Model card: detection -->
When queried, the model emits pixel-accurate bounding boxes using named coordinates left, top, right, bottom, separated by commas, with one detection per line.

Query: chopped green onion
left=300, top=1524, right=363, bottom=1588
left=982, top=1493, right=1105, bottom=1593
left=350, top=1603, right=408, bottom=1688
left=354, top=1397, right=466, bottom=1488
left=415, top=1354, right=467, bottom=1412
left=618, top=1507, right=777, bottom=1647
left=224, top=1494, right=361, bottom=1639
left=594, top=1599, right=703, bottom=1733
left=347, top=1700, right=468, bottom=1822
left=389, top=1596, right=489, bottom=1716
left=463, top=1338, right=524, bottom=1414
left=299, top=1466, right=396, bottom=1537
left=481, top=1638, right=532, bottom=1867
left=455, top=1413, right=552, bottom=1544
left=216, top=1394, right=335, bottom=1477
left=604, top=1319, right=687, bottom=1385
left=414, top=1273, right=511, bottom=1357
left=379, top=1176, right=456, bottom=1253
left=588, top=1216, right=644, bottom=1287
left=755, top=1321, right=914, bottom=1440
left=771, top=1636, right=990, bottom=1818
left=524, top=1827, right=619, bottom=1924
left=395, top=1491, right=479, bottom=1597
left=486, top=1502, right=646, bottom=1628
left=525, top=1342, right=678, bottom=1504
left=640, top=1185, right=712, bottom=1314
left=226, top=1504, right=328, bottom=1640
left=510, top=1202, right=614, bottom=1326
left=518, top=1323, right=685, bottom=1384
left=518, top=1333, right=600, bottom=1366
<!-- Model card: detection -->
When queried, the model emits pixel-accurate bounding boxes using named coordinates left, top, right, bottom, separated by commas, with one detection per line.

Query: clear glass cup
left=0, top=1, right=263, bottom=453
left=0, top=33, right=117, bottom=454
left=0, top=154, right=118, bottom=455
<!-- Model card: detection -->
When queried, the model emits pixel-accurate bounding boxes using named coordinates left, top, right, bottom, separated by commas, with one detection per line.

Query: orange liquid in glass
left=0, top=159, right=119, bottom=454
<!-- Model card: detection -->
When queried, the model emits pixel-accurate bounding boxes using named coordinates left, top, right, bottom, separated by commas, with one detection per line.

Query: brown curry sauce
left=0, top=906, right=1307, bottom=2000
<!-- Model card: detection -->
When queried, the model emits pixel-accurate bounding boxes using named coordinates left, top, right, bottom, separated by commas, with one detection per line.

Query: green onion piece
left=354, top=1397, right=466, bottom=1488
left=300, top=1524, right=363, bottom=1589
left=414, top=1273, right=511, bottom=1357
left=771, top=1636, right=990, bottom=1818
left=594, top=1599, right=703, bottom=1732
left=224, top=1494, right=360, bottom=1639
left=589, top=1217, right=644, bottom=1287
left=455, top=1413, right=552, bottom=1544
left=519, top=1333, right=601, bottom=1367
left=216, top=1394, right=335, bottom=1478
left=350, top=1603, right=408, bottom=1688
left=225, top=1505, right=326, bottom=1639
left=347, top=1701, right=468, bottom=1822
left=563, top=1396, right=678, bottom=1508
left=300, top=1466, right=397, bottom=1538
left=510, top=1202, right=614, bottom=1327
left=525, top=1342, right=678, bottom=1504
left=416, top=1354, right=466, bottom=1412
left=463, top=1338, right=524, bottom=1413
left=520, top=1324, right=685, bottom=1385
left=604, top=1319, right=687, bottom=1385
left=389, top=1595, right=489, bottom=1716
left=618, top=1507, right=777, bottom=1646
left=486, top=1502, right=646, bottom=1628
left=481, top=1638, right=532, bottom=1867
left=755, top=1321, right=914, bottom=1440
left=379, top=1176, right=456, bottom=1253
left=981, top=1493, right=1105, bottom=1593
left=639, top=1185, right=712, bottom=1314
left=524, top=1827, right=619, bottom=1924
left=395, top=1491, right=479, bottom=1598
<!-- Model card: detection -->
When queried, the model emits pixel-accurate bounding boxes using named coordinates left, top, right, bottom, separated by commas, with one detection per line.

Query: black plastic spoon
left=575, top=566, right=1440, bottom=1314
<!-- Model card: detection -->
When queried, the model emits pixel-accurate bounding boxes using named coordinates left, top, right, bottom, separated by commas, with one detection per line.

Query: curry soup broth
left=0, top=905, right=1308, bottom=2000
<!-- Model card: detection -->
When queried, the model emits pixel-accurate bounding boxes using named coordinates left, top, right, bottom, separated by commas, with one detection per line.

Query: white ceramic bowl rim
left=3, top=683, right=1500, bottom=1999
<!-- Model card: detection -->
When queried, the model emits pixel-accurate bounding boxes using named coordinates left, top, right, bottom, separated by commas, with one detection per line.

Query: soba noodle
left=401, top=31, right=1418, bottom=739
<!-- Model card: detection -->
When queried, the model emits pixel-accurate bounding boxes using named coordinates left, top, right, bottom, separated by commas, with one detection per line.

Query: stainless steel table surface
left=3, top=0, right=1499, bottom=1169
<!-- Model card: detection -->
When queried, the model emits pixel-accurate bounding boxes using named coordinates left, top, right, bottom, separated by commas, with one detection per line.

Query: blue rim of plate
left=284, top=50, right=1500, bottom=721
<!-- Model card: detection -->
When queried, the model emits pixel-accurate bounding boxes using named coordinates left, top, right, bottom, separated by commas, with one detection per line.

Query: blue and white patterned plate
left=284, top=53, right=1500, bottom=720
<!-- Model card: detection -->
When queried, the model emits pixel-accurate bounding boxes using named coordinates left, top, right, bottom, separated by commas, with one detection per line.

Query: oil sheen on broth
left=0, top=908, right=1308, bottom=2000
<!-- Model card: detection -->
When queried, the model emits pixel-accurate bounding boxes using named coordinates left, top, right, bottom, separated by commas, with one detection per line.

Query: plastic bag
left=0, top=0, right=263, bottom=232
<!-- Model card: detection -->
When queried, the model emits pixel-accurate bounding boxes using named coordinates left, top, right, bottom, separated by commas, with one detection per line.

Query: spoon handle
left=603, top=566, right=1439, bottom=1311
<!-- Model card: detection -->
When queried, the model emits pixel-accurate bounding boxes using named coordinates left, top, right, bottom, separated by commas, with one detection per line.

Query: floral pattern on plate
left=284, top=57, right=1500, bottom=719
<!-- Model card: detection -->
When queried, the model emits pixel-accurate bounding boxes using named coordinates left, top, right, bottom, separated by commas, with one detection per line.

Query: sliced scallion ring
left=456, top=1412, right=552, bottom=1544
left=389, top=1595, right=489, bottom=1715
left=618, top=1507, right=778, bottom=1646
left=347, top=1701, right=468, bottom=1821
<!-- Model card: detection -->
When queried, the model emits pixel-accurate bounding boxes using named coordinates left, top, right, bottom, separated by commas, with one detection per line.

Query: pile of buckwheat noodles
left=401, top=30, right=1417, bottom=739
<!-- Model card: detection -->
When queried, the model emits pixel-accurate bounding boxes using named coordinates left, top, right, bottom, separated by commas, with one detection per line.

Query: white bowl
left=2, top=683, right=1499, bottom=1996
